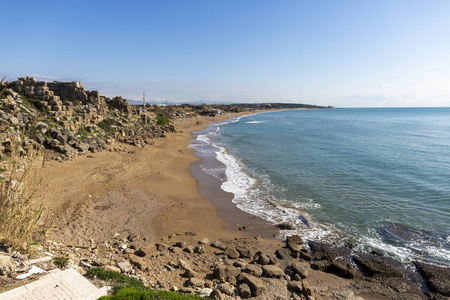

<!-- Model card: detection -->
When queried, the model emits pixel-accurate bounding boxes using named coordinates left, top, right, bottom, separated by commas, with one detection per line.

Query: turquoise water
left=191, top=108, right=450, bottom=265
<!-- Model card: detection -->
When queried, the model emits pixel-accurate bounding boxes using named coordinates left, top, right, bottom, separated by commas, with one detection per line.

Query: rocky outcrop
left=0, top=76, right=176, bottom=160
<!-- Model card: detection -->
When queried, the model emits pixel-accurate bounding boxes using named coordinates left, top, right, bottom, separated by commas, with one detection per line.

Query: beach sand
left=35, top=112, right=277, bottom=246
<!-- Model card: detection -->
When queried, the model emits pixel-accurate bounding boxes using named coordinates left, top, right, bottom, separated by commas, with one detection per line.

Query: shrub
left=98, top=118, right=117, bottom=134
left=87, top=268, right=201, bottom=300
left=156, top=114, right=170, bottom=126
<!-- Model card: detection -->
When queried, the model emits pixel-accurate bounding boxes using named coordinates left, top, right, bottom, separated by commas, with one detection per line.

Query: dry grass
left=0, top=82, right=48, bottom=251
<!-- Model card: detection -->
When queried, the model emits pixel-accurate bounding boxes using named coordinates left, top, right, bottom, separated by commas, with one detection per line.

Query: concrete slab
left=0, top=268, right=108, bottom=300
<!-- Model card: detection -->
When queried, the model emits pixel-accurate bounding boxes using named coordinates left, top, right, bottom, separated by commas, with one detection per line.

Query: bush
left=98, top=118, right=117, bottom=134
left=156, top=114, right=170, bottom=126
left=87, top=268, right=201, bottom=300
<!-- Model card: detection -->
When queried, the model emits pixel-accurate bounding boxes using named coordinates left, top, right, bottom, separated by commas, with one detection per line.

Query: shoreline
left=31, top=110, right=449, bottom=299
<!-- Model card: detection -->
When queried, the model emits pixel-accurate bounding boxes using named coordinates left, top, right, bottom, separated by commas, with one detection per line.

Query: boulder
left=275, top=248, right=292, bottom=260
left=327, top=261, right=348, bottom=277
left=414, top=261, right=450, bottom=297
left=286, top=235, right=304, bottom=244
left=237, top=247, right=253, bottom=258
left=188, top=277, right=204, bottom=288
left=239, top=283, right=252, bottom=299
left=243, top=264, right=263, bottom=277
left=0, top=255, right=14, bottom=276
left=292, top=261, right=309, bottom=279
left=257, top=254, right=271, bottom=265
left=287, top=281, right=303, bottom=293
left=243, top=275, right=266, bottom=296
left=211, top=240, right=226, bottom=250
left=277, top=223, right=295, bottom=230
left=198, top=238, right=209, bottom=244
left=209, top=289, right=225, bottom=300
left=213, top=267, right=241, bottom=280
left=216, top=283, right=234, bottom=296
left=262, top=265, right=285, bottom=277
left=224, top=247, right=240, bottom=259
left=117, top=261, right=132, bottom=273
left=354, top=254, right=404, bottom=279
left=156, top=243, right=169, bottom=252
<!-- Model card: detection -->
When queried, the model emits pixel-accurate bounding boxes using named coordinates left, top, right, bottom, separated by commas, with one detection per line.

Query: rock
left=217, top=283, right=235, bottom=296
left=277, top=223, right=295, bottom=230
left=104, top=265, right=121, bottom=273
left=287, top=242, right=303, bottom=253
left=414, top=261, right=450, bottom=297
left=274, top=259, right=292, bottom=270
left=243, top=274, right=266, bottom=296
left=0, top=255, right=14, bottom=276
left=128, top=233, right=139, bottom=242
left=233, top=260, right=248, bottom=268
left=292, top=261, right=309, bottom=279
left=213, top=267, right=242, bottom=280
left=198, top=238, right=209, bottom=244
left=308, top=241, right=350, bottom=262
left=237, top=247, right=253, bottom=258
left=299, top=251, right=312, bottom=261
left=184, top=246, right=195, bottom=254
left=224, top=247, right=240, bottom=259
left=211, top=240, right=227, bottom=251
left=262, top=265, right=285, bottom=277
left=171, top=247, right=183, bottom=254
left=188, top=277, right=204, bottom=288
left=117, top=261, right=132, bottom=273
left=286, top=235, right=304, bottom=245
left=199, top=288, right=214, bottom=298
left=174, top=241, right=187, bottom=248
left=287, top=281, right=303, bottom=293
left=184, top=269, right=199, bottom=278
left=302, top=281, right=315, bottom=297
left=210, top=289, right=225, bottom=300
left=134, top=249, right=146, bottom=257
left=239, top=283, right=252, bottom=299
left=275, top=248, right=292, bottom=260
left=9, top=116, right=19, bottom=125
left=327, top=261, right=348, bottom=277
left=347, top=268, right=358, bottom=279
left=354, top=254, right=404, bottom=279
left=178, top=259, right=191, bottom=270
left=257, top=254, right=271, bottom=265
left=194, top=245, right=205, bottom=254
left=130, top=257, right=147, bottom=271
left=311, top=260, right=330, bottom=271
left=185, top=231, right=197, bottom=236
left=243, top=264, right=263, bottom=277
left=156, top=243, right=169, bottom=252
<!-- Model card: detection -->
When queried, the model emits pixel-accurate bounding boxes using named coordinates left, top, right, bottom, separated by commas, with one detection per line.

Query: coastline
left=31, top=109, right=448, bottom=299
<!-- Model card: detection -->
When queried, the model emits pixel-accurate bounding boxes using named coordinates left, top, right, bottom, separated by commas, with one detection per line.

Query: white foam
left=245, top=121, right=267, bottom=124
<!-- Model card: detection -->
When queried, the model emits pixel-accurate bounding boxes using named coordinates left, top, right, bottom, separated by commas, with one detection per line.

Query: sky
left=2, top=0, right=450, bottom=107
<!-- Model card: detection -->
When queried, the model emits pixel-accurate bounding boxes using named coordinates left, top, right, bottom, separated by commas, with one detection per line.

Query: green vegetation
left=53, top=257, right=70, bottom=269
left=156, top=114, right=170, bottom=126
left=87, top=268, right=202, bottom=300
left=98, top=118, right=118, bottom=135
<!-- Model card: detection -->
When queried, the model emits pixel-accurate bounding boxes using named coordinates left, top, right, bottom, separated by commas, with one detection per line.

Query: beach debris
left=16, top=265, right=45, bottom=279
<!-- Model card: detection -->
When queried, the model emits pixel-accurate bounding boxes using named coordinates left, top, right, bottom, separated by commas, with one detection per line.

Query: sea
left=190, top=108, right=450, bottom=266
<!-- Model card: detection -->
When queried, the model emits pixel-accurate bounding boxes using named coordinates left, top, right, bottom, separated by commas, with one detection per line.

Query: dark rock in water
left=353, top=254, right=404, bottom=279
left=277, top=223, right=295, bottom=230
left=286, top=235, right=304, bottom=245
left=308, top=241, right=351, bottom=262
left=414, top=261, right=450, bottom=297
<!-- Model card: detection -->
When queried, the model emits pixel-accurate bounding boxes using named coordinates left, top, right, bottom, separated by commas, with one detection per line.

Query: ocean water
left=190, top=108, right=450, bottom=265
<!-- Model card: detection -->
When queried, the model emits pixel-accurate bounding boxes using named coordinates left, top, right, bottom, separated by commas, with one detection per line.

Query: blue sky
left=2, top=1, right=450, bottom=107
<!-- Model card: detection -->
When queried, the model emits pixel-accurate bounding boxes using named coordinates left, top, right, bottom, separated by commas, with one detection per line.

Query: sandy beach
left=35, top=112, right=276, bottom=246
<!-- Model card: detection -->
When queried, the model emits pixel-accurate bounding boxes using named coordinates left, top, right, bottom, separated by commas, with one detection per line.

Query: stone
left=134, top=249, right=146, bottom=257
left=262, top=265, right=285, bottom=277
left=9, top=116, right=19, bottom=125
left=233, top=260, right=248, bottom=268
left=299, top=251, right=312, bottom=261
left=198, top=238, right=209, bottom=244
left=287, top=242, right=303, bottom=253
left=217, top=283, right=235, bottom=296
left=257, top=254, right=271, bottom=265
left=243, top=264, right=263, bottom=277
left=287, top=281, right=303, bottom=293
left=174, top=241, right=187, bottom=248
left=224, top=247, right=240, bottom=259
left=194, top=245, right=205, bottom=254
left=117, top=261, right=132, bottom=273
left=277, top=223, right=295, bottom=230
left=302, top=281, right=315, bottom=297
left=275, top=248, right=292, bottom=260
left=185, top=231, right=197, bottom=236
left=128, top=233, right=139, bottom=242
left=213, top=267, right=242, bottom=279
left=156, top=243, right=169, bottom=252
left=237, top=247, right=253, bottom=258
left=347, top=268, right=358, bottom=279
left=184, top=269, right=199, bottom=278
left=414, top=261, right=450, bottom=297
left=210, top=289, right=225, bottom=300
left=171, top=247, right=183, bottom=254
left=211, top=240, right=227, bottom=250
left=188, top=277, right=204, bottom=288
left=130, top=257, right=147, bottom=271
left=354, top=254, right=404, bottom=279
left=327, top=261, right=348, bottom=277
left=239, top=283, right=252, bottom=299
left=184, top=246, right=195, bottom=254
left=0, top=255, right=14, bottom=276
left=243, top=274, right=266, bottom=296
left=104, top=265, right=121, bottom=273
left=292, top=261, right=309, bottom=279
left=311, top=260, right=330, bottom=271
